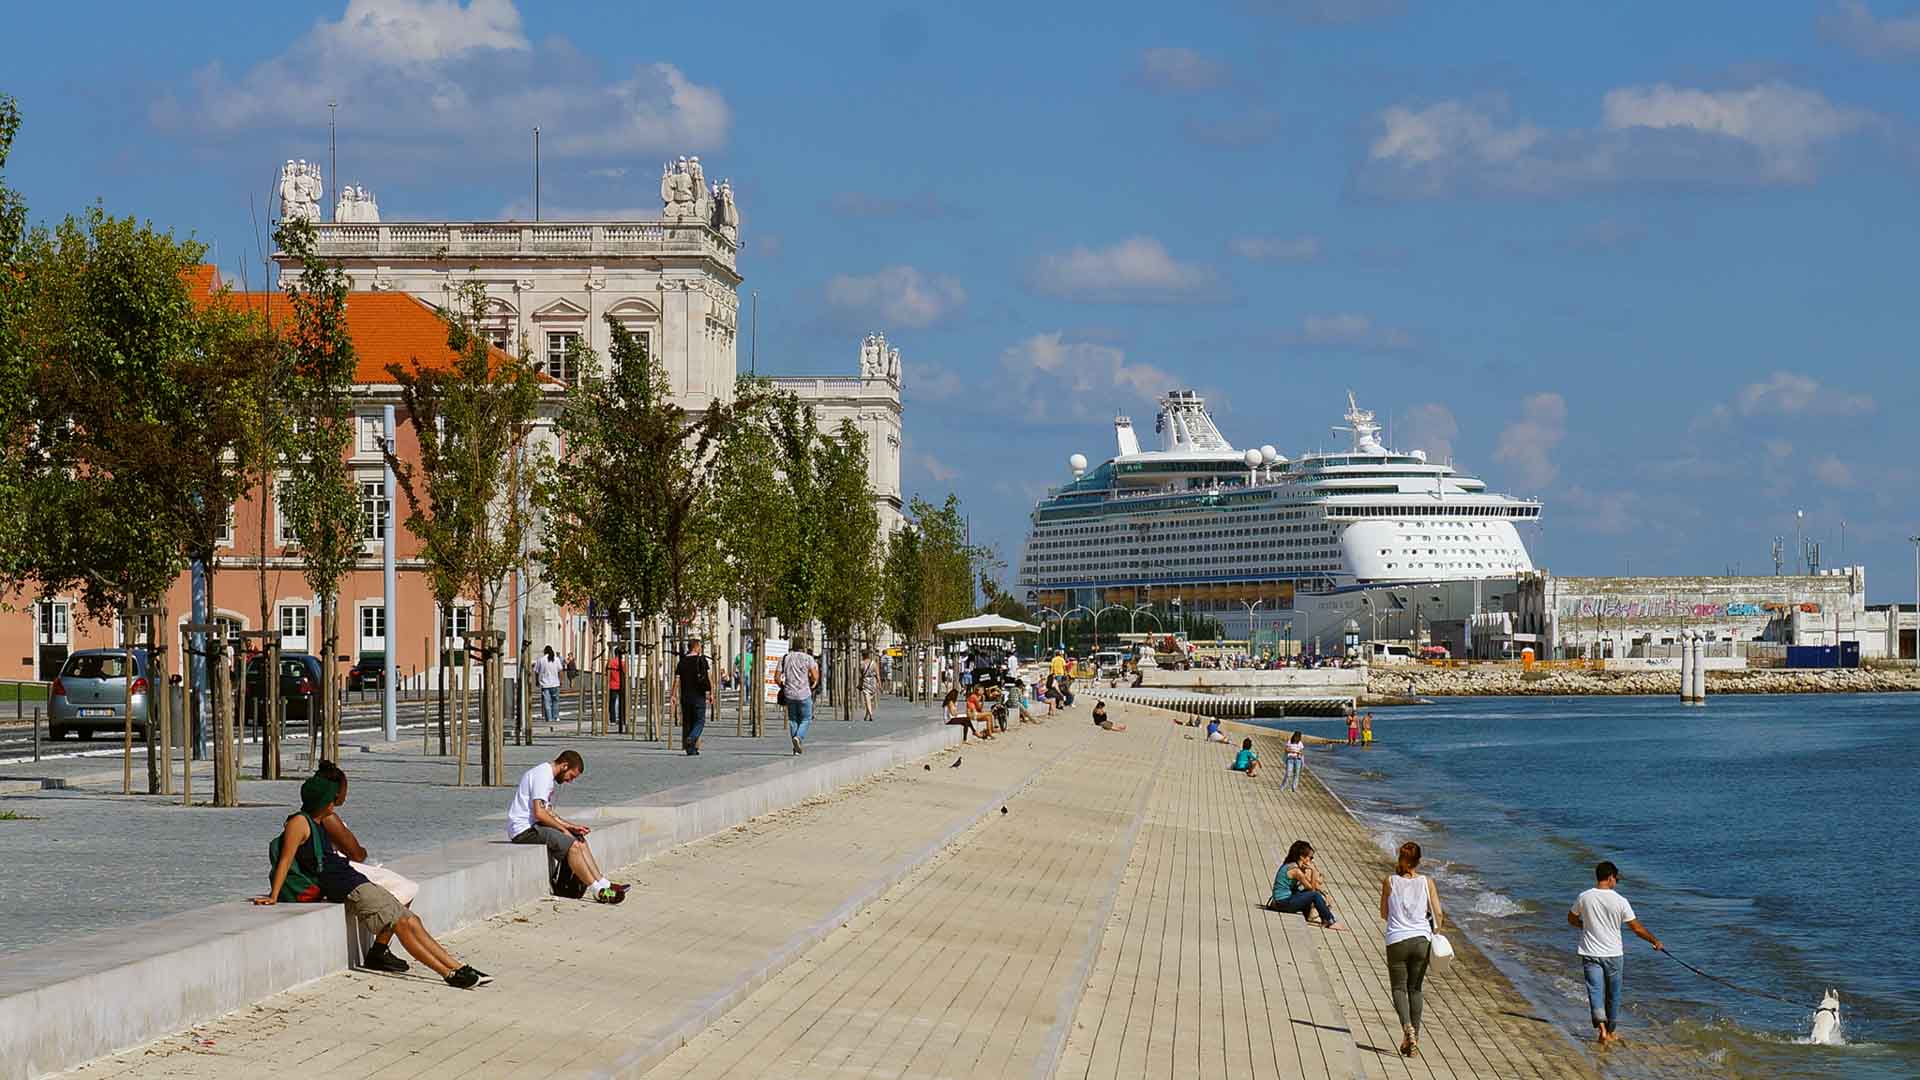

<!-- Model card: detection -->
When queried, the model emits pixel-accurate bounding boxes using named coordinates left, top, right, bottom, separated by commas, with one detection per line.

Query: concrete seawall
left=0, top=723, right=960, bottom=1080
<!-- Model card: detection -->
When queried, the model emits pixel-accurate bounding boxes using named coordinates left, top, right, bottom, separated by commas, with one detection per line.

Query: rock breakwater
left=1366, top=665, right=1920, bottom=698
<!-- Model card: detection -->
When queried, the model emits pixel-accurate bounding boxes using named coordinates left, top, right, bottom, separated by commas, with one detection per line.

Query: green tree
left=0, top=96, right=30, bottom=589
left=386, top=282, right=543, bottom=784
left=765, top=392, right=825, bottom=630
left=814, top=420, right=884, bottom=719
left=711, top=380, right=798, bottom=733
left=274, top=219, right=365, bottom=761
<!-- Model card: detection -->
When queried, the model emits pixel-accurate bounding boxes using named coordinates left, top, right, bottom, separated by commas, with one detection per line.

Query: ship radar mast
left=1333, top=390, right=1386, bottom=453
left=1152, top=390, right=1234, bottom=452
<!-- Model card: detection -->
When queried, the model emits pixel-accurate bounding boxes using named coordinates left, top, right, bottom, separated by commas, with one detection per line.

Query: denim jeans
left=1282, top=758, right=1303, bottom=791
left=1582, top=954, right=1623, bottom=1030
left=540, top=686, right=559, bottom=727
left=608, top=687, right=623, bottom=732
left=1269, top=889, right=1334, bottom=925
left=785, top=696, right=813, bottom=744
left=681, top=695, right=708, bottom=748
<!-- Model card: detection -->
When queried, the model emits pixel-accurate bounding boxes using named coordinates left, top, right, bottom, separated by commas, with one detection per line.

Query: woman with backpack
left=254, top=762, right=489, bottom=989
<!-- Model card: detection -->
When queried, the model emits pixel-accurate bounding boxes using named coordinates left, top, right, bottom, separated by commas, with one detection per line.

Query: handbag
left=1428, top=931, right=1455, bottom=971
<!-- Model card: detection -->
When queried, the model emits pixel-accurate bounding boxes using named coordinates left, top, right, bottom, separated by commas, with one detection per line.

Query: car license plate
left=79, top=707, right=114, bottom=717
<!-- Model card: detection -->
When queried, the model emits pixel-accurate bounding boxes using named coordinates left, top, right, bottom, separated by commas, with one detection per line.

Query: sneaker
left=363, top=944, right=409, bottom=974
left=610, top=882, right=632, bottom=896
left=595, top=887, right=625, bottom=904
left=445, top=966, right=480, bottom=989
left=791, top=736, right=801, bottom=754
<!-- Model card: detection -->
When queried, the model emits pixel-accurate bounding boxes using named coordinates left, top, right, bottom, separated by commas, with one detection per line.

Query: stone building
left=770, top=332, right=905, bottom=538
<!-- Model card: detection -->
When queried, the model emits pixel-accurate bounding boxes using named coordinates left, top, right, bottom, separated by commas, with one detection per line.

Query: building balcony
left=295, top=220, right=737, bottom=271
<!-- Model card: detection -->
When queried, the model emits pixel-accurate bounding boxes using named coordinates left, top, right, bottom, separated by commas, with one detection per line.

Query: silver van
left=48, top=649, right=152, bottom=740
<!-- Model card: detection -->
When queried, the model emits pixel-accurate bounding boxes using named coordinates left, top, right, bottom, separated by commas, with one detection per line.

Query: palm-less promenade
left=25, top=697, right=1676, bottom=1080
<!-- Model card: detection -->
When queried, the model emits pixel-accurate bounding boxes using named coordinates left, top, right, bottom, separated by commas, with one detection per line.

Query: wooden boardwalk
left=57, top=702, right=1624, bottom=1080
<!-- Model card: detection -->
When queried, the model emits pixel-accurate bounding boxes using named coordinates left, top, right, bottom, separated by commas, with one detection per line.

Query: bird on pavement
left=950, top=757, right=963, bottom=769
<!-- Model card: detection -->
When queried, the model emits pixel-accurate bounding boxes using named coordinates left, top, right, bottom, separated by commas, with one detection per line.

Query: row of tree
left=0, top=96, right=996, bottom=792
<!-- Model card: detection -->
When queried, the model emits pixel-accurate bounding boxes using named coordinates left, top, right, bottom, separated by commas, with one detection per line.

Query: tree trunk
left=122, top=604, right=134, bottom=796
left=437, top=602, right=449, bottom=756
left=320, top=594, right=338, bottom=763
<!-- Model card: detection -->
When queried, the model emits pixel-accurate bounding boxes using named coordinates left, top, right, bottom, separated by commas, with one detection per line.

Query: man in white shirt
left=1568, top=860, right=1664, bottom=1044
left=532, top=646, right=564, bottom=729
left=506, top=750, right=626, bottom=904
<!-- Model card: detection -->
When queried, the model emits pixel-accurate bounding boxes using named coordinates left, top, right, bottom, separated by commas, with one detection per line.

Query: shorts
left=512, top=824, right=577, bottom=858
left=345, top=882, right=409, bottom=935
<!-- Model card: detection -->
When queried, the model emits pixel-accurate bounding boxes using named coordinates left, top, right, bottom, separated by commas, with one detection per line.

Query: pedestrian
left=859, top=648, right=879, bottom=722
left=1060, top=669, right=1075, bottom=708
left=1382, top=841, right=1444, bottom=1057
left=780, top=634, right=820, bottom=754
left=1362, top=712, right=1374, bottom=748
left=1346, top=711, right=1360, bottom=746
left=1282, top=730, right=1306, bottom=791
left=1268, top=840, right=1344, bottom=930
left=606, top=649, right=624, bottom=733
left=533, top=646, right=563, bottom=729
left=1569, top=860, right=1665, bottom=1045
left=564, top=651, right=578, bottom=685
left=1091, top=700, right=1126, bottom=731
left=507, top=750, right=628, bottom=904
left=670, top=637, right=716, bottom=755
left=256, top=763, right=489, bottom=987
left=1230, top=736, right=1260, bottom=776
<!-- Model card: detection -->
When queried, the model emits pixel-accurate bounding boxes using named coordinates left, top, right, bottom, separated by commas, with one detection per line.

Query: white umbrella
left=935, top=614, right=1042, bottom=636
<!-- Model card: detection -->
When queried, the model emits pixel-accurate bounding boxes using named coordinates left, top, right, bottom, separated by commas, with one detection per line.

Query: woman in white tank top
left=1379, top=841, right=1444, bottom=1057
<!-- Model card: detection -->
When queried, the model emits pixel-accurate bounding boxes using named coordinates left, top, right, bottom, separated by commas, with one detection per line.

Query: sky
left=6, top=0, right=1920, bottom=598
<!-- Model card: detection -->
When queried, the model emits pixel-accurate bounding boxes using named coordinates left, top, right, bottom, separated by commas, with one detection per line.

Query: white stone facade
left=771, top=332, right=906, bottom=538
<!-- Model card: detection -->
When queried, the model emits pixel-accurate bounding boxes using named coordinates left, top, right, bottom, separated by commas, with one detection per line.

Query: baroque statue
left=334, top=184, right=380, bottom=224
left=279, top=159, right=323, bottom=223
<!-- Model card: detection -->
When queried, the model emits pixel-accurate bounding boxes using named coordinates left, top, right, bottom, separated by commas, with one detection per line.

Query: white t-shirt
left=533, top=655, right=563, bottom=689
left=1384, top=874, right=1432, bottom=946
left=506, top=763, right=557, bottom=839
left=1571, top=886, right=1637, bottom=957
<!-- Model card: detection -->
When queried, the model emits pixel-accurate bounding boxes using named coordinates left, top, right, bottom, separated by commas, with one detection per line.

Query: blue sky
left=8, top=1, right=1920, bottom=596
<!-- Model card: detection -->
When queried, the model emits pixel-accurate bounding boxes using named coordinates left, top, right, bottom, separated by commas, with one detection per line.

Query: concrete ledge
left=1, top=721, right=961, bottom=1080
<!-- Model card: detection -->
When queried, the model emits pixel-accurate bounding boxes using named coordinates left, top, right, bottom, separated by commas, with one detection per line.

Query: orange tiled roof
left=184, top=265, right=527, bottom=385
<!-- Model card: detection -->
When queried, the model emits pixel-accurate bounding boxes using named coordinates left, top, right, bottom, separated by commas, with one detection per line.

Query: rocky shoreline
left=1365, top=664, right=1920, bottom=698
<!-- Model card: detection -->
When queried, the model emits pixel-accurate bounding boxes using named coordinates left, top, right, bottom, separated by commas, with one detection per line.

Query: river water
left=1269, top=693, right=1920, bottom=1079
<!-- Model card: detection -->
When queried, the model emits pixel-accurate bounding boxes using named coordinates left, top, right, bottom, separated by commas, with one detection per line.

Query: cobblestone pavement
left=0, top=692, right=943, bottom=954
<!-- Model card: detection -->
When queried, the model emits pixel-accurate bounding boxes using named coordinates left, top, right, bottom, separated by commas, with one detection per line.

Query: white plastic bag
left=353, top=861, right=419, bottom=907
left=1428, top=932, right=1455, bottom=972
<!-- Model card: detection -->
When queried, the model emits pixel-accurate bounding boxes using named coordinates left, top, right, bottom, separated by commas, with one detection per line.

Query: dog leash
left=1659, top=948, right=1810, bottom=1008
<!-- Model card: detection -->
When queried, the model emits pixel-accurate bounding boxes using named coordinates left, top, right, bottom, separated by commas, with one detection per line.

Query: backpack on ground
left=549, top=850, right=587, bottom=900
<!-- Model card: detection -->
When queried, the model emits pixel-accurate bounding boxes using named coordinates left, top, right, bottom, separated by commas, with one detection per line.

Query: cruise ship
left=1019, top=390, right=1542, bottom=631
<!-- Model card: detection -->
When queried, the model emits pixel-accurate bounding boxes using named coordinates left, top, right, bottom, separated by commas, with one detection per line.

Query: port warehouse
left=1038, top=568, right=1918, bottom=662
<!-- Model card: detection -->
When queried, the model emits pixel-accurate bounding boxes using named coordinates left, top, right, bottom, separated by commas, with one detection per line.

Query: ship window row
left=1329, top=505, right=1537, bottom=518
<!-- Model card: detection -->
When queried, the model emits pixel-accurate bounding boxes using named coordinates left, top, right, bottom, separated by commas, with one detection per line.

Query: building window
left=279, top=604, right=309, bottom=646
left=545, top=331, right=581, bottom=384
left=360, top=478, right=388, bottom=542
left=215, top=504, right=235, bottom=547
left=359, top=605, right=386, bottom=649
left=484, top=323, right=513, bottom=351
left=358, top=413, right=385, bottom=455
left=276, top=480, right=299, bottom=547
left=447, top=605, right=472, bottom=646
left=38, top=601, right=70, bottom=644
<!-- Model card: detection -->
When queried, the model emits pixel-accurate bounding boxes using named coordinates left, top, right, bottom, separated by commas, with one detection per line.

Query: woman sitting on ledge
left=966, top=686, right=997, bottom=739
left=1268, top=839, right=1346, bottom=930
left=943, top=688, right=987, bottom=740
left=255, top=763, right=491, bottom=988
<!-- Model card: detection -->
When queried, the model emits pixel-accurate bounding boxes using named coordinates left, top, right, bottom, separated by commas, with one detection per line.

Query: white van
left=1092, top=651, right=1123, bottom=677
left=1367, top=642, right=1414, bottom=663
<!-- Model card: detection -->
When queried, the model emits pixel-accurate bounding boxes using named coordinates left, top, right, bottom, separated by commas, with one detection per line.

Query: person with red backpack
left=254, top=763, right=488, bottom=989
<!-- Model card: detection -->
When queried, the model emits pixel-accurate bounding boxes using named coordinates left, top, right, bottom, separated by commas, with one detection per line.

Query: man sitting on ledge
left=507, top=750, right=628, bottom=904
left=255, top=763, right=489, bottom=989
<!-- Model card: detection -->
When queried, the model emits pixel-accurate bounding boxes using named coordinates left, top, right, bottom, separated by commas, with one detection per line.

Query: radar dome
left=1259, top=444, right=1278, bottom=464
left=1411, top=449, right=1427, bottom=462
left=1243, top=448, right=1263, bottom=467
left=1068, top=453, right=1088, bottom=474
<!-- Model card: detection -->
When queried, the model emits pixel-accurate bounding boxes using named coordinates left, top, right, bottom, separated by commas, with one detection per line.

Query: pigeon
left=924, top=763, right=932, bottom=771
left=1000, top=806, right=1008, bottom=815
left=950, top=757, right=963, bottom=769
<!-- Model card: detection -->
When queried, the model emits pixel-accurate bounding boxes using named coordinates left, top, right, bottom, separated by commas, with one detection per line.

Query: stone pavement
left=53, top=704, right=1103, bottom=1080
left=50, top=700, right=1612, bottom=1080
left=0, top=693, right=937, bottom=955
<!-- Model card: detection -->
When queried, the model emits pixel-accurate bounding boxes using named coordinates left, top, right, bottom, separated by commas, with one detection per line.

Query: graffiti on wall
left=1557, top=598, right=1821, bottom=618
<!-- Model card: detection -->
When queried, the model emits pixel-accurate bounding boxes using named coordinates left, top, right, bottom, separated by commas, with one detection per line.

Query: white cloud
left=1493, top=392, right=1566, bottom=489
left=1000, top=333, right=1175, bottom=411
left=1361, top=82, right=1869, bottom=198
left=1735, top=371, right=1874, bottom=417
left=1400, top=402, right=1457, bottom=463
left=1812, top=455, right=1857, bottom=487
left=1137, top=48, right=1231, bottom=93
left=154, top=0, right=729, bottom=168
left=824, top=266, right=966, bottom=328
left=1821, top=1, right=1920, bottom=59
left=1229, top=234, right=1322, bottom=262
left=1029, top=236, right=1212, bottom=300
left=1279, top=313, right=1414, bottom=350
left=913, top=452, right=959, bottom=483
left=1562, top=486, right=1639, bottom=535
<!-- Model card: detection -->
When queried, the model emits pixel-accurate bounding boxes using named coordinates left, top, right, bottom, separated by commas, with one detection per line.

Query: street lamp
left=1063, top=605, right=1093, bottom=656
left=1034, top=606, right=1061, bottom=655
left=1094, top=604, right=1127, bottom=652
left=1130, top=602, right=1160, bottom=634
left=1238, top=599, right=1264, bottom=655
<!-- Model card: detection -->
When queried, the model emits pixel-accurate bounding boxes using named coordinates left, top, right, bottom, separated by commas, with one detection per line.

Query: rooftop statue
left=279, top=159, right=323, bottom=223
left=334, top=184, right=380, bottom=224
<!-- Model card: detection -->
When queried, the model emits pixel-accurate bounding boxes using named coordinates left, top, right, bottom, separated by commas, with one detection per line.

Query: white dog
left=1808, top=988, right=1842, bottom=1045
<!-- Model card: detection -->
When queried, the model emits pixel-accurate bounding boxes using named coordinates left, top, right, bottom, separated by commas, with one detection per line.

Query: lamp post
left=1034, top=606, right=1061, bottom=655
left=1063, top=605, right=1093, bottom=656
left=1238, top=599, right=1264, bottom=657
left=1094, top=604, right=1127, bottom=653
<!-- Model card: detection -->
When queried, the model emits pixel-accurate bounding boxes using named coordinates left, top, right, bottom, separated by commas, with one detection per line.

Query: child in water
left=1362, top=713, right=1374, bottom=747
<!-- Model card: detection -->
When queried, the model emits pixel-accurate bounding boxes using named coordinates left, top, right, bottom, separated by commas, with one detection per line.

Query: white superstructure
left=1019, top=391, right=1541, bottom=613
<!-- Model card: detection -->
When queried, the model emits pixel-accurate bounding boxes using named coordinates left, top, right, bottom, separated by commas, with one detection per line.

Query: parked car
left=345, top=654, right=385, bottom=691
left=48, top=648, right=152, bottom=741
left=240, top=652, right=323, bottom=728
left=1092, top=651, right=1124, bottom=678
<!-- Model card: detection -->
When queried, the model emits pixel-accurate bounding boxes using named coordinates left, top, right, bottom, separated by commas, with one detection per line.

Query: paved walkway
left=53, top=702, right=1623, bottom=1080
left=0, top=694, right=940, bottom=954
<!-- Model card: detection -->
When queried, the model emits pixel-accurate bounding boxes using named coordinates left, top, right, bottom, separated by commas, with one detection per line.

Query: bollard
left=33, top=706, right=40, bottom=762
left=1694, top=635, right=1708, bottom=703
left=1677, top=631, right=1693, bottom=703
